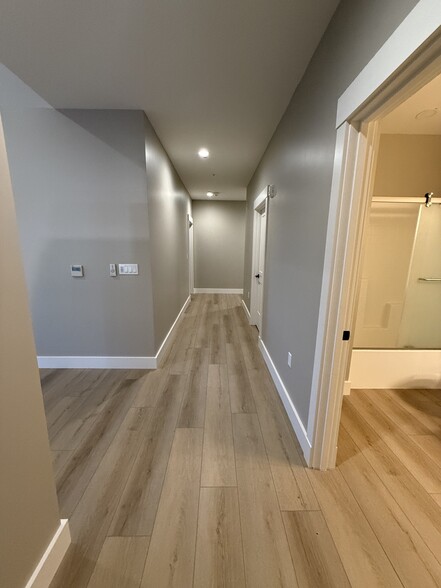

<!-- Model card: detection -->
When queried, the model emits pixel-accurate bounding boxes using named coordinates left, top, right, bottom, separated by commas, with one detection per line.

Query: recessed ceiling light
left=415, top=108, right=438, bottom=119
left=198, top=147, right=209, bottom=159
left=206, top=191, right=214, bottom=197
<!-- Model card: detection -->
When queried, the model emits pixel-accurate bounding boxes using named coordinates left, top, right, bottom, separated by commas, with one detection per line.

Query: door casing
left=250, top=186, right=269, bottom=329
left=308, top=1, right=441, bottom=470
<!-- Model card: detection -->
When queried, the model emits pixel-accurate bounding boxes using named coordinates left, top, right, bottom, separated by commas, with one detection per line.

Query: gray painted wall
left=144, top=114, right=192, bottom=350
left=3, top=106, right=156, bottom=356
left=0, top=69, right=61, bottom=588
left=193, top=200, right=246, bottom=289
left=243, top=0, right=420, bottom=426
left=1, top=67, right=191, bottom=357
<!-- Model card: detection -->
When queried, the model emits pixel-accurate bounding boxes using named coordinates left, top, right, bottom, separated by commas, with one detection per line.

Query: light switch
left=110, top=263, right=117, bottom=277
left=118, top=264, right=139, bottom=275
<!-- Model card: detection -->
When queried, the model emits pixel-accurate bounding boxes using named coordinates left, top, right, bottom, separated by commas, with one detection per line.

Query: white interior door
left=250, top=186, right=268, bottom=329
left=256, top=210, right=267, bottom=332
left=188, top=214, right=194, bottom=294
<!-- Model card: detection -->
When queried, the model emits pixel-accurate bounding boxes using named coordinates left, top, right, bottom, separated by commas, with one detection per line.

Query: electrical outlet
left=287, top=352, right=292, bottom=368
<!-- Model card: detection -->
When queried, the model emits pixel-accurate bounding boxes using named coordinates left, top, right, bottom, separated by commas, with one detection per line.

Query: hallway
left=44, top=294, right=441, bottom=587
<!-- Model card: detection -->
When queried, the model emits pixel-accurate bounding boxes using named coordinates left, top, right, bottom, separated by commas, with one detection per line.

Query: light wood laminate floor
left=43, top=294, right=441, bottom=587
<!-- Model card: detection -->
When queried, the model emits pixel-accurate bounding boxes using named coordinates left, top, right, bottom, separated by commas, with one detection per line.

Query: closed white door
left=256, top=210, right=266, bottom=332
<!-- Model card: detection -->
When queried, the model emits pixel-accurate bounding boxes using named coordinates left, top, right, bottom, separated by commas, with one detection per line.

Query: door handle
left=255, top=273, right=261, bottom=279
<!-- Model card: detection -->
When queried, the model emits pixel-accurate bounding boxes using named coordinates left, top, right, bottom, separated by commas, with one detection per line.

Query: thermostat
left=71, top=264, right=84, bottom=277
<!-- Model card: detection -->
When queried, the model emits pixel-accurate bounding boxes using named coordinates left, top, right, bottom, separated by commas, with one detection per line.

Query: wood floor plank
left=141, top=428, right=203, bottom=588
left=194, top=487, right=246, bottom=588
left=363, top=389, right=433, bottom=435
left=386, top=389, right=441, bottom=436
left=226, top=343, right=256, bottom=413
left=233, top=322, right=263, bottom=371
left=51, top=450, right=72, bottom=478
left=45, top=395, right=83, bottom=439
left=247, top=368, right=319, bottom=511
left=194, top=298, right=215, bottom=348
left=233, top=413, right=298, bottom=588
left=109, top=374, right=187, bottom=536
left=432, top=494, right=441, bottom=508
left=338, top=425, right=441, bottom=587
left=282, top=511, right=350, bottom=588
left=341, top=399, right=441, bottom=562
left=50, top=407, right=152, bottom=588
left=421, top=389, right=441, bottom=405
left=178, top=347, right=209, bottom=428
left=307, top=467, right=402, bottom=588
left=178, top=314, right=200, bottom=350
left=210, top=321, right=227, bottom=364
left=201, top=365, right=236, bottom=487
left=87, top=536, right=150, bottom=588
left=349, top=390, right=441, bottom=493
left=131, top=368, right=169, bottom=408
left=50, top=374, right=128, bottom=450
left=55, top=380, right=136, bottom=517
left=411, top=434, right=441, bottom=467
left=222, top=312, right=237, bottom=345
left=41, top=369, right=86, bottom=412
left=168, top=340, right=194, bottom=375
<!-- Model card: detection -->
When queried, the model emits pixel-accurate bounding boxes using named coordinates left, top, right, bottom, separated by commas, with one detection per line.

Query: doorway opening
left=250, top=186, right=269, bottom=332
left=309, top=16, right=441, bottom=471
left=339, top=75, right=441, bottom=493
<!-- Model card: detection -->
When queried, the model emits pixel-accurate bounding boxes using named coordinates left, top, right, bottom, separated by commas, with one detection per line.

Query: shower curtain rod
left=372, top=196, right=441, bottom=204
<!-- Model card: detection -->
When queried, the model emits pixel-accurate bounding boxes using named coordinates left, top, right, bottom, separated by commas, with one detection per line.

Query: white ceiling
left=380, top=73, right=441, bottom=135
left=0, top=0, right=340, bottom=200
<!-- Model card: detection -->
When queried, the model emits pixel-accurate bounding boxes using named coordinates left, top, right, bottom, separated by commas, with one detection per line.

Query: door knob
left=255, top=273, right=261, bottom=278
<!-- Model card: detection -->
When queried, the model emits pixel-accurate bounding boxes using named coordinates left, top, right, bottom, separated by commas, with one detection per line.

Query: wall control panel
left=71, top=264, right=84, bottom=277
left=118, top=263, right=139, bottom=275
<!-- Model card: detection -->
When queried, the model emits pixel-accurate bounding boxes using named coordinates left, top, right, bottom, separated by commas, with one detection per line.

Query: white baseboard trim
left=155, top=295, right=191, bottom=366
left=37, top=356, right=157, bottom=369
left=25, top=519, right=70, bottom=588
left=349, top=349, right=441, bottom=389
left=343, top=381, right=352, bottom=396
left=37, top=296, right=192, bottom=370
left=241, top=299, right=251, bottom=323
left=193, top=288, right=243, bottom=294
left=258, top=337, right=312, bottom=463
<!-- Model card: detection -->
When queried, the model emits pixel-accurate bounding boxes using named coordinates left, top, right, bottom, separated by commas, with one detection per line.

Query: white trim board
left=241, top=299, right=251, bottom=322
left=349, top=349, right=441, bottom=389
left=38, top=296, right=191, bottom=370
left=336, top=0, right=441, bottom=126
left=253, top=185, right=269, bottom=210
left=25, top=519, right=70, bottom=588
left=37, top=356, right=157, bottom=369
left=155, top=295, right=191, bottom=366
left=193, top=288, right=243, bottom=294
left=258, top=337, right=312, bottom=463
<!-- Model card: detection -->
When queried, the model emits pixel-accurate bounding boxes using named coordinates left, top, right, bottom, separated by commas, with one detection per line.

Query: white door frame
left=188, top=214, right=194, bottom=294
left=308, top=0, right=441, bottom=470
left=250, top=186, right=269, bottom=327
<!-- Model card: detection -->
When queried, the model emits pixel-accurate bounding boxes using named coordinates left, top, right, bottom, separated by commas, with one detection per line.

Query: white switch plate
left=118, top=263, right=139, bottom=275
left=288, top=352, right=292, bottom=367
left=71, top=264, right=84, bottom=277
